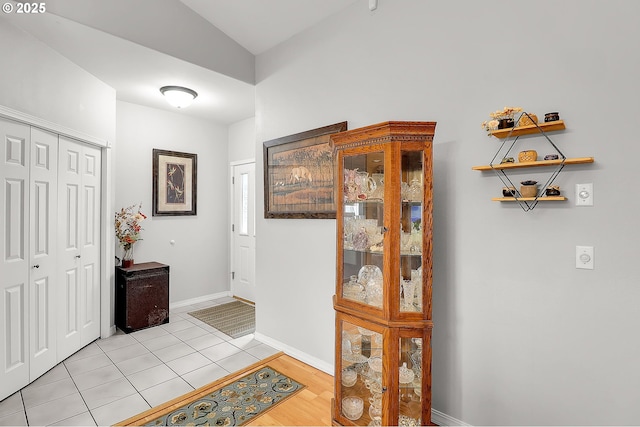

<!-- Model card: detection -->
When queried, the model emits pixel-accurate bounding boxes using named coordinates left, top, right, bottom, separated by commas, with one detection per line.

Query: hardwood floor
left=117, top=352, right=334, bottom=426
left=247, top=354, right=334, bottom=426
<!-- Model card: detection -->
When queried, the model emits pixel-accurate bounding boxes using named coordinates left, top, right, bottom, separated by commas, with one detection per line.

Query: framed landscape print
left=152, top=149, right=197, bottom=216
left=263, top=121, right=347, bottom=219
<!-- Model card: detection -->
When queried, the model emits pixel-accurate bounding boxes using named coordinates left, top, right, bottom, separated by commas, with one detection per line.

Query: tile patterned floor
left=0, top=297, right=276, bottom=426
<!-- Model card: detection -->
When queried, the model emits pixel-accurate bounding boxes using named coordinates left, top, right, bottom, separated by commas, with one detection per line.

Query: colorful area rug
left=118, top=360, right=304, bottom=426
left=188, top=300, right=255, bottom=338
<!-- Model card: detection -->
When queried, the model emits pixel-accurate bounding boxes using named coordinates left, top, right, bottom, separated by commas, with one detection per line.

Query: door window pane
left=240, top=172, right=249, bottom=235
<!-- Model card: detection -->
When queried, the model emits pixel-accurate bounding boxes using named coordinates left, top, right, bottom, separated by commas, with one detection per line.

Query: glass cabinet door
left=398, top=335, right=423, bottom=426
left=342, top=152, right=385, bottom=308
left=338, top=317, right=385, bottom=426
left=399, top=150, right=423, bottom=313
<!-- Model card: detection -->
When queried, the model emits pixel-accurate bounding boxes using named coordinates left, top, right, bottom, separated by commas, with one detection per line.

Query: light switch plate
left=576, top=183, right=593, bottom=206
left=576, top=246, right=594, bottom=269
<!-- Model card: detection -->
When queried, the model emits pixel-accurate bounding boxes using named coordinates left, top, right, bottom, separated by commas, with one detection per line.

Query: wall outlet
left=576, top=246, right=594, bottom=269
left=576, top=183, right=594, bottom=206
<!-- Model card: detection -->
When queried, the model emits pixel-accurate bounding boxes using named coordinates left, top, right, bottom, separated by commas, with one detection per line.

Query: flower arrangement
left=481, top=119, right=500, bottom=134
left=114, top=204, right=147, bottom=262
left=481, top=106, right=523, bottom=134
left=490, top=106, right=522, bottom=121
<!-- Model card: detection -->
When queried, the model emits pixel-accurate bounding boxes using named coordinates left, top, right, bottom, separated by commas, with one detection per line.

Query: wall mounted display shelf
left=473, top=114, right=594, bottom=211
left=330, top=121, right=436, bottom=426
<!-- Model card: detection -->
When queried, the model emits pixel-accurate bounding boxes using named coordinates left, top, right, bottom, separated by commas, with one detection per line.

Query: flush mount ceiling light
left=159, top=86, right=198, bottom=108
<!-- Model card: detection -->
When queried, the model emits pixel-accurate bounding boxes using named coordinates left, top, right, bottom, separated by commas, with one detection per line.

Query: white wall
left=255, top=0, right=640, bottom=425
left=0, top=17, right=116, bottom=142
left=115, top=101, right=230, bottom=304
left=229, top=117, right=256, bottom=162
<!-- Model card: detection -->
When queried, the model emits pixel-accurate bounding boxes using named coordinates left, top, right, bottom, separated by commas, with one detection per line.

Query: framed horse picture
left=263, top=121, right=347, bottom=219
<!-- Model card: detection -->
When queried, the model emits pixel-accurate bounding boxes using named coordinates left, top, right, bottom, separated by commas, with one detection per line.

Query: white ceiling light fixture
left=160, top=85, right=198, bottom=108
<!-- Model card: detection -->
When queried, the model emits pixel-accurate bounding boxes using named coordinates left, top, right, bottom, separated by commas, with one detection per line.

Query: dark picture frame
left=263, top=121, right=347, bottom=219
left=152, top=149, right=197, bottom=216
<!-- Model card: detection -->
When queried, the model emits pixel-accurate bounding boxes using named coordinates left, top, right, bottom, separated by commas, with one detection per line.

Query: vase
left=407, top=178, right=423, bottom=202
left=122, top=245, right=134, bottom=268
left=497, top=118, right=515, bottom=129
left=369, top=173, right=384, bottom=200
left=402, top=280, right=415, bottom=310
left=520, top=185, right=538, bottom=198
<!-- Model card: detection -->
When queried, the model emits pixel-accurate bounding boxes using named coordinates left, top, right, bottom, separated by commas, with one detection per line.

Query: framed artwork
left=263, top=121, right=347, bottom=219
left=152, top=149, right=197, bottom=216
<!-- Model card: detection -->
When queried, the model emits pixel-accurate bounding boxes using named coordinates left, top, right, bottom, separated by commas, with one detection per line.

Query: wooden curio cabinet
left=331, top=122, right=436, bottom=426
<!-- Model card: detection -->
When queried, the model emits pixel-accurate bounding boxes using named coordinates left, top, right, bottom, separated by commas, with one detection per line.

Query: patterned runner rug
left=188, top=300, right=255, bottom=338
left=117, top=359, right=304, bottom=426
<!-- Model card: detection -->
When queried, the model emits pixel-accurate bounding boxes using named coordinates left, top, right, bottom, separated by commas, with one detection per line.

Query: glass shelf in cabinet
left=400, top=251, right=422, bottom=257
left=344, top=248, right=384, bottom=255
left=343, top=199, right=384, bottom=210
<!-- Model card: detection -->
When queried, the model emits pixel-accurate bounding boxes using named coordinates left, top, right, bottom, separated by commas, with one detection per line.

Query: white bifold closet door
left=0, top=119, right=33, bottom=398
left=0, top=117, right=101, bottom=401
left=28, top=127, right=59, bottom=380
left=57, top=136, right=101, bottom=361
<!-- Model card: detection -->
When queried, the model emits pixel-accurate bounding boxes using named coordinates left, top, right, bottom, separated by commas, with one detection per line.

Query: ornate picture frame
left=263, top=121, right=347, bottom=219
left=152, top=149, right=197, bottom=216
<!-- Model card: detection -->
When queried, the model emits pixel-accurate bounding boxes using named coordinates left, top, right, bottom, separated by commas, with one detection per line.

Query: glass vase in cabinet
left=331, top=121, right=436, bottom=426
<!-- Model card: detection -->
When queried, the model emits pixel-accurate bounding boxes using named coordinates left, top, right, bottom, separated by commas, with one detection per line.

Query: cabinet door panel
left=335, top=316, right=386, bottom=426
left=340, top=150, right=385, bottom=310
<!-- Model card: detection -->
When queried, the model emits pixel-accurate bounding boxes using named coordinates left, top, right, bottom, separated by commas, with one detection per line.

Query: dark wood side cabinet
left=115, top=262, right=169, bottom=333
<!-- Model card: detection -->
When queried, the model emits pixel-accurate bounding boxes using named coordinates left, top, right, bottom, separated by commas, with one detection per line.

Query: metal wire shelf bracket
left=488, top=112, right=566, bottom=212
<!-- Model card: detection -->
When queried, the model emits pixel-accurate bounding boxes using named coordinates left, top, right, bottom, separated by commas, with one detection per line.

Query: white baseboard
left=170, top=291, right=232, bottom=309
left=431, top=408, right=470, bottom=426
left=102, top=325, right=117, bottom=339
left=253, top=332, right=333, bottom=375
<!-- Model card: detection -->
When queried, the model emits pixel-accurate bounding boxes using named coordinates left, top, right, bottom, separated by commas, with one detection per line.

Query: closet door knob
left=75, top=255, right=81, bottom=258
left=32, top=264, right=40, bottom=269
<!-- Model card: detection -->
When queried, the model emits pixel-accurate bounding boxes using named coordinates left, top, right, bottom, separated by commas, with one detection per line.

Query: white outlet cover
left=576, top=246, right=594, bottom=269
left=576, top=183, right=593, bottom=206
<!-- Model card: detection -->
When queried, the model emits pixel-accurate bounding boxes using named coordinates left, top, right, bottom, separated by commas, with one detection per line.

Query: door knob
left=75, top=255, right=81, bottom=258
left=32, top=264, right=40, bottom=269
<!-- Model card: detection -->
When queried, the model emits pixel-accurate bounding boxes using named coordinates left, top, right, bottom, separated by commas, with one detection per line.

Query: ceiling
left=4, top=0, right=360, bottom=124
left=179, top=0, right=360, bottom=56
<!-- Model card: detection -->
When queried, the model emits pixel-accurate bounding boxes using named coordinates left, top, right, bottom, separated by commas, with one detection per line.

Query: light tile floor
left=0, top=297, right=276, bottom=426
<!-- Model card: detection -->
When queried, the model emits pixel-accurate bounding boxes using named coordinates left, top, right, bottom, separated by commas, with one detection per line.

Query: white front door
left=57, top=137, right=101, bottom=360
left=231, top=162, right=256, bottom=302
left=29, top=127, right=58, bottom=380
left=0, top=118, right=31, bottom=400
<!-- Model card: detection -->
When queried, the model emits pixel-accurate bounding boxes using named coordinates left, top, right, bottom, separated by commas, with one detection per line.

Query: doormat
left=188, top=300, right=255, bottom=338
left=118, top=363, right=304, bottom=426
